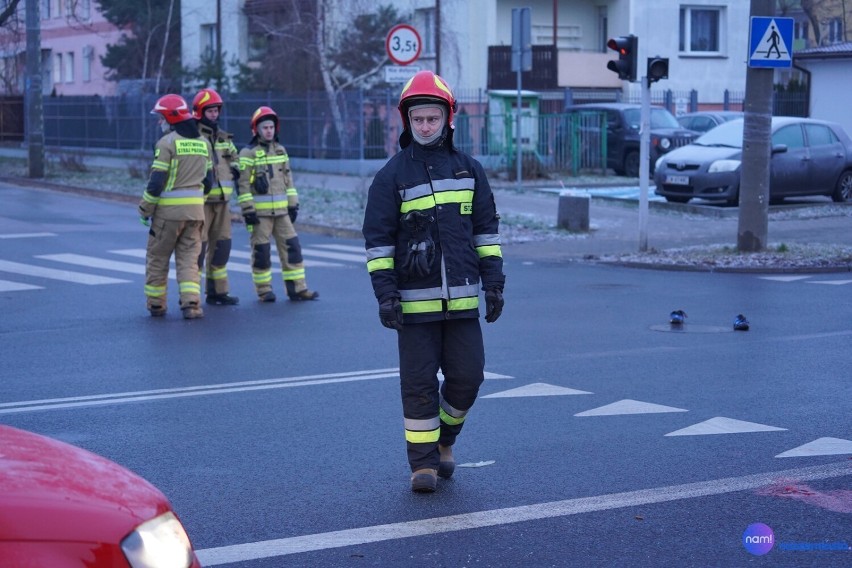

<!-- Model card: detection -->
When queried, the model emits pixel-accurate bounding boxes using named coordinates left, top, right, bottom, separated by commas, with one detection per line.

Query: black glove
left=288, top=205, right=299, bottom=223
left=484, top=289, right=504, bottom=323
left=379, top=296, right=404, bottom=330
left=253, top=173, right=269, bottom=194
left=243, top=212, right=260, bottom=226
left=230, top=165, right=240, bottom=183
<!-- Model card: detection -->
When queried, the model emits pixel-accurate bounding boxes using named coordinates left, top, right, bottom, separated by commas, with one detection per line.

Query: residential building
left=0, top=0, right=124, bottom=96
left=794, top=42, right=852, bottom=136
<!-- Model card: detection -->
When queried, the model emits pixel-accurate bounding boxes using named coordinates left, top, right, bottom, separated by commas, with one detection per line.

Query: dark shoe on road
left=437, top=445, right=455, bottom=479
left=148, top=305, right=166, bottom=317
left=259, top=291, right=277, bottom=303
left=206, top=293, right=239, bottom=306
left=181, top=306, right=204, bottom=320
left=669, top=310, right=687, bottom=325
left=288, top=289, right=319, bottom=301
left=410, top=468, right=438, bottom=493
left=733, top=314, right=750, bottom=331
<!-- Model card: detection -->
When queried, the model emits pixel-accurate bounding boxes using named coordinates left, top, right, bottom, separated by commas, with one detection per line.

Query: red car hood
left=0, top=425, right=170, bottom=543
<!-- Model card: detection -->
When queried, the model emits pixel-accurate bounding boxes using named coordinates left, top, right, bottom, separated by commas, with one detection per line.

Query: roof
left=794, top=42, right=852, bottom=60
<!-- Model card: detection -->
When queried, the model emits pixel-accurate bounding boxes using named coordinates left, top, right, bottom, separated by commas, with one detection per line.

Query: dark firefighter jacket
left=363, top=141, right=505, bottom=324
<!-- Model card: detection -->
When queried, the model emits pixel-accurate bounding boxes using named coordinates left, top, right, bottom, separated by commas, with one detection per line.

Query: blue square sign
left=749, top=17, right=794, bottom=68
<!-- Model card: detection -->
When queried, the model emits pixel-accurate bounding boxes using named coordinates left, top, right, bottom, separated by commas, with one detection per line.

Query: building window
left=53, top=52, right=62, bottom=84
left=65, top=52, right=74, bottom=83
left=827, top=18, right=844, bottom=44
left=679, top=6, right=722, bottom=54
left=417, top=8, right=435, bottom=56
left=200, top=24, right=217, bottom=59
left=41, top=0, right=51, bottom=19
left=82, top=45, right=93, bottom=82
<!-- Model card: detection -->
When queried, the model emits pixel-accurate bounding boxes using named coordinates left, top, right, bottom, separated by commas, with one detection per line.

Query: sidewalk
left=3, top=144, right=852, bottom=269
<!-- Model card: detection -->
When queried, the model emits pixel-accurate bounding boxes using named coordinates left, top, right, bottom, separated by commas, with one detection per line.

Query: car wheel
left=831, top=170, right=852, bottom=202
left=665, top=196, right=690, bottom=204
left=623, top=150, right=640, bottom=178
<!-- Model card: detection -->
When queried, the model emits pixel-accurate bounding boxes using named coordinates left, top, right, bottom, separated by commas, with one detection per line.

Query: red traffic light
left=606, top=35, right=638, bottom=82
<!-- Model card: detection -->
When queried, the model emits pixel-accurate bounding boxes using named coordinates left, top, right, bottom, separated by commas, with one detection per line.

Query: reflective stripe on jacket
left=236, top=140, right=299, bottom=217
left=140, top=132, right=210, bottom=221
left=362, top=142, right=505, bottom=324
left=199, top=124, right=238, bottom=203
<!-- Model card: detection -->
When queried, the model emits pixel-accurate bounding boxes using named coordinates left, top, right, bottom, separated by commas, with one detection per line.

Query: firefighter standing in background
left=362, top=71, right=506, bottom=493
left=192, top=88, right=240, bottom=306
left=139, top=94, right=213, bottom=319
left=236, top=106, right=319, bottom=302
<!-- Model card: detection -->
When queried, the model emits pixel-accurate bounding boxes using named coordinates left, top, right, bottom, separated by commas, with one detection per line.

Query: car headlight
left=655, top=156, right=666, bottom=170
left=708, top=159, right=741, bottom=173
left=121, top=512, right=194, bottom=568
left=659, top=137, right=671, bottom=150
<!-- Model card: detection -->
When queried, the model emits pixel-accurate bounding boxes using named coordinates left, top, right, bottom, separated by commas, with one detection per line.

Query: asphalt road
left=1, top=184, right=850, bottom=567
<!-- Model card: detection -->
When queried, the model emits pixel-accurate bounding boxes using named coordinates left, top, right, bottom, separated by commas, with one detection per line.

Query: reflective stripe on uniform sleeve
left=404, top=417, right=440, bottom=444
left=366, top=246, right=395, bottom=272
left=475, top=234, right=502, bottom=258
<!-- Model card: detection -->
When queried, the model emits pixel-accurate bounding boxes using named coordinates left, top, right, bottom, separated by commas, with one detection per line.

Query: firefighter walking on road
left=193, top=88, right=240, bottom=306
left=362, top=71, right=506, bottom=493
left=139, top=94, right=213, bottom=319
left=236, top=106, right=319, bottom=302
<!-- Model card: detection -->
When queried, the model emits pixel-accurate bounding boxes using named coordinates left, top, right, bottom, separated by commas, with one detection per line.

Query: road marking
left=575, top=399, right=688, bottom=417
left=776, top=437, right=852, bottom=458
left=313, top=244, right=365, bottom=253
left=0, top=279, right=42, bottom=291
left=0, top=369, right=401, bottom=415
left=299, top=247, right=365, bottom=263
left=807, top=279, right=852, bottom=286
left=0, top=369, right=510, bottom=415
left=229, top=250, right=344, bottom=268
left=37, top=253, right=146, bottom=274
left=0, top=232, right=57, bottom=239
left=194, top=461, right=852, bottom=566
left=757, top=275, right=812, bottom=282
left=0, top=259, right=129, bottom=285
left=665, top=417, right=786, bottom=436
left=483, top=383, right=593, bottom=398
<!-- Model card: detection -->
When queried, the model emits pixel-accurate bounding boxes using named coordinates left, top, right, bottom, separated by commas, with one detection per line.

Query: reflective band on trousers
left=404, top=416, right=441, bottom=444
left=439, top=397, right=467, bottom=426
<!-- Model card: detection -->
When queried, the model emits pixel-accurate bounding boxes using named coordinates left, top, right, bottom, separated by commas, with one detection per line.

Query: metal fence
left=7, top=87, right=808, bottom=176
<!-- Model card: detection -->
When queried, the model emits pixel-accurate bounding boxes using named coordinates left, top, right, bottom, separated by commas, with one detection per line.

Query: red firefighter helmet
left=151, top=94, right=193, bottom=125
left=251, top=106, right=279, bottom=135
left=192, top=88, right=223, bottom=120
left=398, top=70, right=457, bottom=130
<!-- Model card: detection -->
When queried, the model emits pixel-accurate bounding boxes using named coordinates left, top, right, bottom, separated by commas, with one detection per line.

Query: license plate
left=665, top=175, right=689, bottom=185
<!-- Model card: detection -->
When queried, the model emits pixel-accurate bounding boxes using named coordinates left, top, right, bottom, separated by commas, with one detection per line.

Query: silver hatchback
left=654, top=117, right=852, bottom=204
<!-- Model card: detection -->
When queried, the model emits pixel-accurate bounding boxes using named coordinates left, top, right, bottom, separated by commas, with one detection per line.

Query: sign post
left=511, top=7, right=532, bottom=190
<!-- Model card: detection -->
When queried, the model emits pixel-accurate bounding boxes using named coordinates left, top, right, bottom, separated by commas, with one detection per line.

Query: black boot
left=206, top=293, right=239, bottom=306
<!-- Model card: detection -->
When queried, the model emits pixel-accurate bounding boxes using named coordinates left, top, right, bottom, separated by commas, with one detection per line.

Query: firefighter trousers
left=199, top=201, right=233, bottom=296
left=249, top=214, right=309, bottom=298
left=144, top=218, right=203, bottom=310
left=397, top=318, right=485, bottom=472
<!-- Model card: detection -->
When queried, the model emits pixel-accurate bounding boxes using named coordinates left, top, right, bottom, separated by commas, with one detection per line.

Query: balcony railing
left=487, top=45, right=558, bottom=90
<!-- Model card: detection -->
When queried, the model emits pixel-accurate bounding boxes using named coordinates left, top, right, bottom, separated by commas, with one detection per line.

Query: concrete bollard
left=557, top=191, right=590, bottom=232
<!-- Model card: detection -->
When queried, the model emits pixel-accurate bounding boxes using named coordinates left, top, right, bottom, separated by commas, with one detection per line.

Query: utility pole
left=216, top=0, right=223, bottom=92
left=435, top=0, right=441, bottom=75
left=25, top=0, right=44, bottom=178
left=738, top=0, right=775, bottom=252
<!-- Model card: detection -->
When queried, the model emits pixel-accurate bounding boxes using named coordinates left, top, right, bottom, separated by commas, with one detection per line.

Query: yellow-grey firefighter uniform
left=139, top=94, right=213, bottom=319
left=193, top=88, right=240, bottom=306
left=236, top=106, right=319, bottom=302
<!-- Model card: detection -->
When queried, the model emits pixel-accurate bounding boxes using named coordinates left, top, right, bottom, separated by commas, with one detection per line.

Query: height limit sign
left=386, top=24, right=422, bottom=66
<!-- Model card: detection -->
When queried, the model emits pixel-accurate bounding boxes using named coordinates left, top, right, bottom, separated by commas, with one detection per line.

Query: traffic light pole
left=638, top=76, right=650, bottom=252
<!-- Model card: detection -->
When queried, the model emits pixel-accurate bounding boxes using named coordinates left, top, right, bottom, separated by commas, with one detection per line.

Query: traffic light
left=647, top=56, right=669, bottom=83
left=606, top=35, right=638, bottom=82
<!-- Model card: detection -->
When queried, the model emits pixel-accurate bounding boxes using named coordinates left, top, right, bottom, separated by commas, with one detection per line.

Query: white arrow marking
left=483, top=383, right=592, bottom=398
left=807, top=280, right=852, bottom=286
left=665, top=416, right=786, bottom=436
left=757, top=275, right=811, bottom=282
left=575, top=399, right=687, bottom=417
left=776, top=437, right=852, bottom=458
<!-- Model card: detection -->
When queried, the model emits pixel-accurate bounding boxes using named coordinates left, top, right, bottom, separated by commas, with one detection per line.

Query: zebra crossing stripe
left=0, top=232, right=57, bottom=239
left=112, top=248, right=346, bottom=268
left=0, top=260, right=129, bottom=285
left=37, top=253, right=146, bottom=274
left=0, top=279, right=42, bottom=291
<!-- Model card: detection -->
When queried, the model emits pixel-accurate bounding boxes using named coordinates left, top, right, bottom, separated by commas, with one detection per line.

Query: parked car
left=654, top=117, right=852, bottom=204
left=0, top=424, right=201, bottom=568
left=677, top=111, right=744, bottom=133
left=563, top=103, right=698, bottom=177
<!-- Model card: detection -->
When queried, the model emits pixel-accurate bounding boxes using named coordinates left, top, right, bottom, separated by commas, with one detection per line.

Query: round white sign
left=386, top=24, right=422, bottom=66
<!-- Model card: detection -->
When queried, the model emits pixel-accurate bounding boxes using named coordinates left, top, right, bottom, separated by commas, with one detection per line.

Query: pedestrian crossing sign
left=748, top=16, right=794, bottom=68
